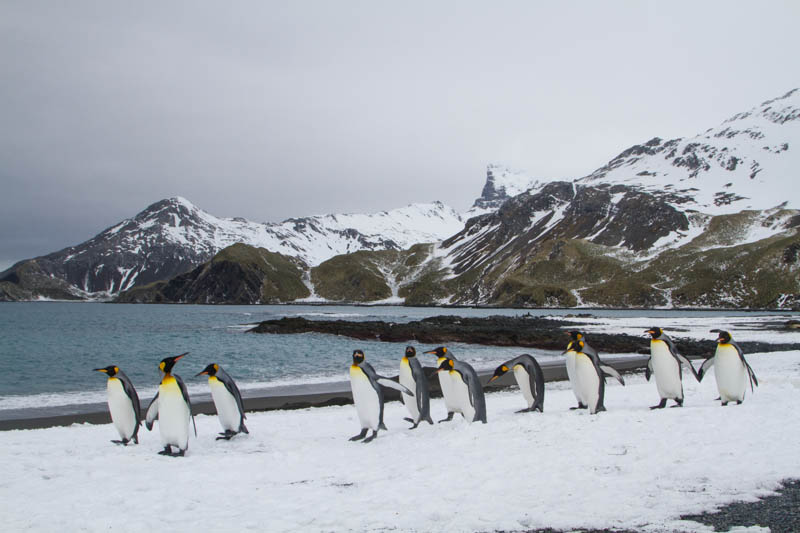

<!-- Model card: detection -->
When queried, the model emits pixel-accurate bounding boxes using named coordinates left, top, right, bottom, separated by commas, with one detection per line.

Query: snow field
left=1, top=350, right=799, bottom=532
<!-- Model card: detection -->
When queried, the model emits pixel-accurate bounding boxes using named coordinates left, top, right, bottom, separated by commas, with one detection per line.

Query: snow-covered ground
left=1, top=350, right=799, bottom=532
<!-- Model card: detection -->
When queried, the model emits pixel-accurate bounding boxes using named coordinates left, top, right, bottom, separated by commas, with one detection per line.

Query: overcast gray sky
left=1, top=1, right=798, bottom=268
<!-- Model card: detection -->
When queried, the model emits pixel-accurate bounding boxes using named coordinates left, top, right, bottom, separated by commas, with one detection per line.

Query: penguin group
left=346, top=328, right=759, bottom=442
left=93, top=328, right=759, bottom=451
left=94, top=353, right=248, bottom=457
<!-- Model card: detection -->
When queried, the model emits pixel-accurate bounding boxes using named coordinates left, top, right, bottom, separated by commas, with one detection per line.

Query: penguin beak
left=488, top=375, right=498, bottom=383
left=195, top=371, right=208, bottom=377
left=423, top=350, right=436, bottom=355
left=175, top=352, right=189, bottom=361
left=94, top=368, right=107, bottom=373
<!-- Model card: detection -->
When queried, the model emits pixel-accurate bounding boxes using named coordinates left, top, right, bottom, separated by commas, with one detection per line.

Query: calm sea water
left=0, top=302, right=791, bottom=409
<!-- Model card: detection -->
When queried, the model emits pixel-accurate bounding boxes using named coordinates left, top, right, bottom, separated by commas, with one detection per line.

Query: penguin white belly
left=399, top=358, right=419, bottom=422
left=438, top=358, right=458, bottom=413
left=513, top=365, right=534, bottom=408
left=107, top=378, right=136, bottom=440
left=651, top=342, right=683, bottom=400
left=209, top=378, right=241, bottom=432
left=565, top=351, right=583, bottom=404
left=450, top=372, right=475, bottom=422
left=158, top=378, right=190, bottom=449
left=350, top=366, right=380, bottom=430
left=714, top=346, right=747, bottom=402
left=575, top=353, right=601, bottom=413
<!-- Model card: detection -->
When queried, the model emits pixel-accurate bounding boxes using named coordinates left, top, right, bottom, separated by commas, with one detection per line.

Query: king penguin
left=423, top=346, right=459, bottom=422
left=145, top=352, right=197, bottom=456
left=569, top=335, right=625, bottom=414
left=94, top=365, right=142, bottom=445
left=399, top=346, right=434, bottom=429
left=645, top=327, right=700, bottom=409
left=349, top=350, right=413, bottom=443
left=435, top=356, right=487, bottom=423
left=698, top=330, right=758, bottom=405
left=197, top=363, right=249, bottom=440
left=564, top=332, right=587, bottom=409
left=488, top=354, right=545, bottom=413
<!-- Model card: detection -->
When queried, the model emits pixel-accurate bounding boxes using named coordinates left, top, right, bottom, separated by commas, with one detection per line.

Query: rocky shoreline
left=249, top=315, right=800, bottom=356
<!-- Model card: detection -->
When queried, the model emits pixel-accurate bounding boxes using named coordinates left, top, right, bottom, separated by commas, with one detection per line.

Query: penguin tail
left=379, top=422, right=387, bottom=431
left=424, top=414, right=434, bottom=425
left=240, top=422, right=249, bottom=434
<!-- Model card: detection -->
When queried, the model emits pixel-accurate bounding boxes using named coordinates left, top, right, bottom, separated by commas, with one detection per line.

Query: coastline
left=0, top=356, right=648, bottom=431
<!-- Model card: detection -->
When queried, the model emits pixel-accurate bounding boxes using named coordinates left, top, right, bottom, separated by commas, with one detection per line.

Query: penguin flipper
left=174, top=374, right=197, bottom=437
left=600, top=365, right=625, bottom=386
left=118, top=373, right=143, bottom=428
left=698, top=357, right=715, bottom=381
left=145, top=393, right=159, bottom=431
left=732, top=342, right=758, bottom=391
left=376, top=377, right=413, bottom=396
left=674, top=353, right=701, bottom=382
left=219, top=370, right=247, bottom=420
left=746, top=361, right=758, bottom=391
left=645, top=357, right=653, bottom=381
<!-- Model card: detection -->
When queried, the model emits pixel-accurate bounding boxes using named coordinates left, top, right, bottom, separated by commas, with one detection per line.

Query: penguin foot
left=437, top=412, right=455, bottom=423
left=721, top=401, right=729, bottom=406
left=216, top=430, right=236, bottom=440
left=570, top=404, right=588, bottom=410
left=175, top=449, right=186, bottom=457
left=515, top=407, right=534, bottom=413
left=403, top=417, right=414, bottom=424
left=650, top=399, right=668, bottom=410
left=349, top=429, right=368, bottom=442
left=670, top=399, right=684, bottom=408
left=362, top=431, right=378, bottom=444
left=736, top=400, right=742, bottom=405
left=110, top=439, right=128, bottom=445
left=158, top=446, right=173, bottom=456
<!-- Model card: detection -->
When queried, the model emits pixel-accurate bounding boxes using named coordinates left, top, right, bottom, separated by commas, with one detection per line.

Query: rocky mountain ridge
left=3, top=88, right=799, bottom=308
left=0, top=197, right=465, bottom=301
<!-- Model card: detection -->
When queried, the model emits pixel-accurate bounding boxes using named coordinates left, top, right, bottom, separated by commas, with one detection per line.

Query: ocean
left=0, top=302, right=795, bottom=410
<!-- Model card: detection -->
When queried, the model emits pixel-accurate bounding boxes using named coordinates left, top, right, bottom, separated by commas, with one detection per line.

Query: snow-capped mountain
left=2, top=88, right=798, bottom=307
left=579, top=88, right=799, bottom=212
left=391, top=89, right=800, bottom=308
left=0, top=197, right=465, bottom=299
left=465, top=164, right=547, bottom=218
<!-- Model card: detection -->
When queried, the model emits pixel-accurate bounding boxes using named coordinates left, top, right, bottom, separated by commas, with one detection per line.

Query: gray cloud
left=1, top=1, right=799, bottom=264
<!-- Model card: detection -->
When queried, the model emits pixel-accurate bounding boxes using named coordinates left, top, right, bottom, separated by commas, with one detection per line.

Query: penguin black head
left=159, top=352, right=188, bottom=374
left=94, top=365, right=119, bottom=377
left=488, top=364, right=509, bottom=383
left=435, top=358, right=455, bottom=373
left=424, top=346, right=448, bottom=358
left=352, top=350, right=365, bottom=365
left=712, top=330, right=732, bottom=344
left=405, top=346, right=417, bottom=358
left=196, top=363, right=219, bottom=377
left=567, top=331, right=583, bottom=341
left=646, top=327, right=663, bottom=339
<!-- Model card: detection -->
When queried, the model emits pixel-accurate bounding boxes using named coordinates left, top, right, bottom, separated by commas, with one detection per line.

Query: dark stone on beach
left=489, top=479, right=800, bottom=532
left=249, top=315, right=800, bottom=356
left=681, top=479, right=800, bottom=533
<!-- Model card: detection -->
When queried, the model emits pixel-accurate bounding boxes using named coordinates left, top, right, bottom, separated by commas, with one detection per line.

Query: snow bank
left=1, top=350, right=799, bottom=532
